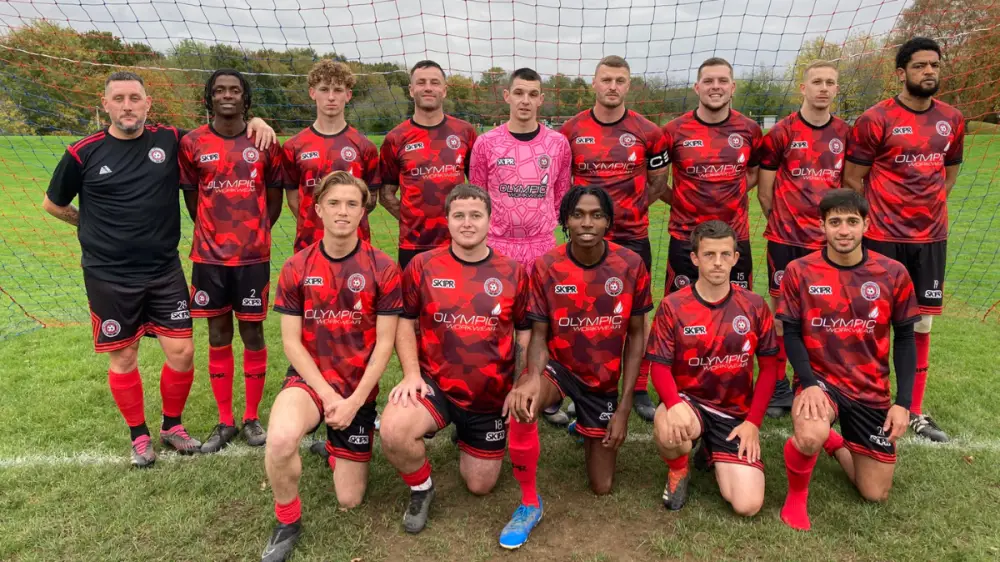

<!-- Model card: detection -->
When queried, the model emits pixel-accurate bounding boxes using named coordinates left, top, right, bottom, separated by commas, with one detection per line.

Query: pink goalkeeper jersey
left=470, top=124, right=572, bottom=242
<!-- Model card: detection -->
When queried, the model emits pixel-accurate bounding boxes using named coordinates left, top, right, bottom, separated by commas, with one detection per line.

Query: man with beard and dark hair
left=180, top=68, right=287, bottom=453
left=844, top=37, right=964, bottom=443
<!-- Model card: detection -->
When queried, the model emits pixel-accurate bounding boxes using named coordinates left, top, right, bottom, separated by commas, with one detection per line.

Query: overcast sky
left=0, top=0, right=910, bottom=82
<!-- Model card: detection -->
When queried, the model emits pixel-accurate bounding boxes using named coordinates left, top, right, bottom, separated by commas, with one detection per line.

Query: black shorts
left=190, top=262, right=270, bottom=321
left=665, top=236, right=753, bottom=295
left=417, top=375, right=507, bottom=460
left=683, top=395, right=763, bottom=471
left=280, top=372, right=377, bottom=462
left=85, top=266, right=192, bottom=353
left=612, top=237, right=653, bottom=273
left=543, top=360, right=618, bottom=439
left=766, top=241, right=816, bottom=298
left=864, top=239, right=946, bottom=315
left=397, top=248, right=430, bottom=272
left=796, top=379, right=896, bottom=464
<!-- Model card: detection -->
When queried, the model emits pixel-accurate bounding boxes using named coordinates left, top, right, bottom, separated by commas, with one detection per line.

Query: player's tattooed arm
left=513, top=329, right=530, bottom=379
left=183, top=190, right=199, bottom=221
left=757, top=168, right=777, bottom=216
left=504, top=321, right=549, bottom=423
left=945, top=164, right=961, bottom=197
left=42, top=195, right=79, bottom=227
left=380, top=183, right=402, bottom=220
left=646, top=170, right=670, bottom=204
left=266, top=188, right=283, bottom=226
left=843, top=162, right=871, bottom=194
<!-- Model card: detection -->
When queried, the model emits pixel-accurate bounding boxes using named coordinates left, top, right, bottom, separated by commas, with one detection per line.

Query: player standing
left=777, top=189, right=918, bottom=531
left=379, top=60, right=477, bottom=270
left=844, top=37, right=964, bottom=443
left=647, top=220, right=780, bottom=516
left=661, top=57, right=762, bottom=293
left=757, top=61, right=851, bottom=418
left=180, top=69, right=287, bottom=452
left=559, top=55, right=670, bottom=422
left=43, top=71, right=274, bottom=467
left=261, top=172, right=401, bottom=562
left=469, top=67, right=573, bottom=426
left=379, top=184, right=530, bottom=534
left=501, top=186, right=651, bottom=549
left=283, top=60, right=380, bottom=251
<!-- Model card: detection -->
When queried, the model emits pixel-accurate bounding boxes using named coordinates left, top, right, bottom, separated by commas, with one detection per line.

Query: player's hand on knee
left=727, top=421, right=761, bottom=464
left=602, top=410, right=628, bottom=449
left=389, top=375, right=429, bottom=407
left=795, top=386, right=829, bottom=421
left=664, top=402, right=695, bottom=445
left=883, top=405, right=909, bottom=443
left=505, top=372, right=540, bottom=423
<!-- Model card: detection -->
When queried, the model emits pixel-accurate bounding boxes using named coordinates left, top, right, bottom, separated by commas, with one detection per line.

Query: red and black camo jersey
left=645, top=285, right=778, bottom=418
left=273, top=240, right=402, bottom=402
left=179, top=125, right=286, bottom=265
left=528, top=242, right=653, bottom=394
left=760, top=112, right=851, bottom=248
left=661, top=110, right=763, bottom=241
left=846, top=97, right=965, bottom=243
left=283, top=125, right=380, bottom=250
left=402, top=247, right=530, bottom=412
left=776, top=248, right=920, bottom=408
left=559, top=109, right=670, bottom=240
left=379, top=116, right=477, bottom=250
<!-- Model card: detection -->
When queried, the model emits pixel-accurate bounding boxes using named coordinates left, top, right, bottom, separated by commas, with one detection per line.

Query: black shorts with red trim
left=682, top=394, right=763, bottom=471
left=190, top=262, right=271, bottom=321
left=666, top=236, right=753, bottom=295
left=864, top=238, right=946, bottom=315
left=766, top=241, right=816, bottom=298
left=612, top=236, right=653, bottom=273
left=280, top=371, right=377, bottom=462
left=796, top=379, right=896, bottom=464
left=85, top=265, right=192, bottom=353
left=543, top=360, right=618, bottom=439
left=417, top=375, right=507, bottom=460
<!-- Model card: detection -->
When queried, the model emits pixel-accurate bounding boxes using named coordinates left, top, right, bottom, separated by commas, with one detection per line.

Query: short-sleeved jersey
left=379, top=116, right=477, bottom=250
left=282, top=125, right=380, bottom=250
left=559, top=109, right=670, bottom=240
left=662, top=110, right=763, bottom=241
left=273, top=240, right=402, bottom=402
left=776, top=248, right=921, bottom=408
left=179, top=125, right=286, bottom=265
left=646, top=285, right=778, bottom=418
left=402, top=247, right=530, bottom=413
left=469, top=124, right=572, bottom=241
left=760, top=112, right=851, bottom=248
left=46, top=124, right=183, bottom=282
left=528, top=242, right=654, bottom=394
left=846, top=97, right=965, bottom=243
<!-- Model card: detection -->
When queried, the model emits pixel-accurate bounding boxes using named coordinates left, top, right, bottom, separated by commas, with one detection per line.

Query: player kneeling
left=379, top=184, right=531, bottom=534
left=261, top=171, right=402, bottom=561
left=646, top=220, right=780, bottom=515
left=777, top=189, right=918, bottom=531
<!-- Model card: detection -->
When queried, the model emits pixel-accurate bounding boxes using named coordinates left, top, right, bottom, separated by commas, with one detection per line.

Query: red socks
left=208, top=345, right=236, bottom=426
left=634, top=359, right=651, bottom=393
left=781, top=438, right=818, bottom=531
left=243, top=347, right=267, bottom=422
left=912, top=332, right=930, bottom=415
left=665, top=454, right=689, bottom=474
left=508, top=418, right=541, bottom=507
left=776, top=337, right=788, bottom=381
left=275, top=496, right=302, bottom=525
left=823, top=429, right=845, bottom=457
left=108, top=368, right=145, bottom=428
left=400, top=459, right=433, bottom=489
left=160, top=363, right=194, bottom=419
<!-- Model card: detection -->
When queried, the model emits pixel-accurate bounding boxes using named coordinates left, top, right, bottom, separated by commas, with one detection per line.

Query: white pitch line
left=2, top=430, right=996, bottom=469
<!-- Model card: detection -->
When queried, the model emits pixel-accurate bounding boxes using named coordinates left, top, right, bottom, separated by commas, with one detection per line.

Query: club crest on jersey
left=304, top=276, right=324, bottom=286
left=732, top=315, right=751, bottom=335
left=101, top=319, right=122, bottom=338
left=575, top=137, right=595, bottom=144
left=446, top=135, right=461, bottom=150
left=829, top=138, right=844, bottom=154
left=861, top=281, right=880, bottom=301
left=538, top=154, right=551, bottom=169
left=936, top=121, right=952, bottom=137
left=404, top=142, right=424, bottom=152
left=484, top=277, right=503, bottom=297
left=683, top=325, right=707, bottom=336
left=675, top=275, right=691, bottom=289
left=790, top=141, right=809, bottom=150
left=341, top=146, right=357, bottom=162
left=555, top=284, right=578, bottom=295
left=200, top=152, right=220, bottom=163
left=431, top=279, right=456, bottom=289
left=148, top=147, right=166, bottom=163
left=194, top=290, right=210, bottom=306
left=347, top=273, right=366, bottom=293
left=243, top=147, right=260, bottom=163
left=619, top=133, right=636, bottom=148
left=497, top=157, right=515, bottom=166
left=773, top=270, right=785, bottom=286
left=605, top=277, right=623, bottom=296
left=728, top=134, right=744, bottom=149
left=682, top=139, right=704, bottom=148
left=300, top=151, right=319, bottom=161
